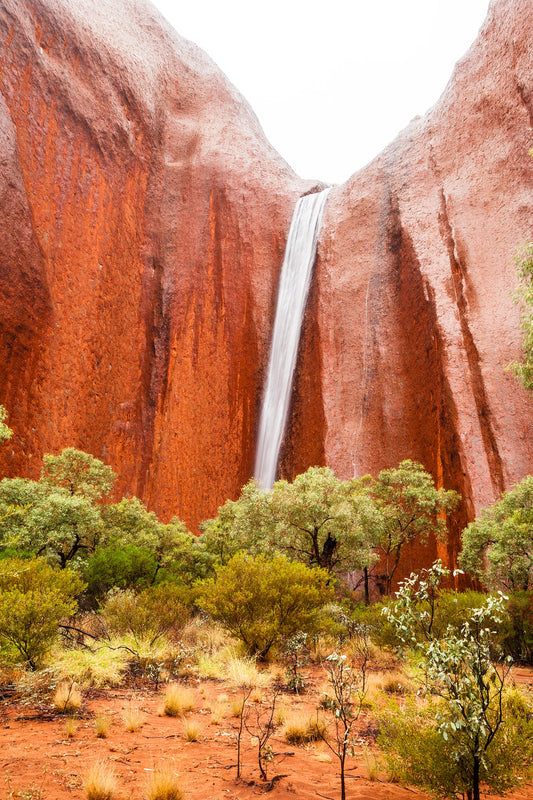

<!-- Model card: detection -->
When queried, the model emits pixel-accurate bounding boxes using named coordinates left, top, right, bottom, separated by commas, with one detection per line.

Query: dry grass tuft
left=146, top=764, right=186, bottom=800
left=283, top=712, right=327, bottom=744
left=274, top=703, right=287, bottom=727
left=65, top=717, right=79, bottom=738
left=95, top=713, right=112, bottom=738
left=83, top=760, right=117, bottom=800
left=162, top=683, right=195, bottom=717
left=53, top=681, right=82, bottom=714
left=230, top=697, right=245, bottom=718
left=183, top=718, right=202, bottom=742
left=381, top=670, right=412, bottom=695
left=313, top=749, right=333, bottom=763
left=210, top=701, right=229, bottom=725
left=363, top=747, right=380, bottom=781
left=122, top=703, right=144, bottom=732
left=223, top=654, right=271, bottom=690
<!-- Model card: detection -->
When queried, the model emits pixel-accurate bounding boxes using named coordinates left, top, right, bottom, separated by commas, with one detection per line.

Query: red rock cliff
left=1, top=0, right=532, bottom=544
left=291, top=0, right=533, bottom=569
left=0, top=0, right=314, bottom=528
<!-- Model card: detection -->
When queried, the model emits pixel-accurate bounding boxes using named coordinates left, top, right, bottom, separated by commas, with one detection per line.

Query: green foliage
left=459, top=474, right=533, bottom=591
left=28, top=491, right=103, bottom=567
left=101, top=497, right=207, bottom=584
left=200, top=480, right=274, bottom=564
left=509, top=241, right=533, bottom=391
left=0, top=557, right=85, bottom=668
left=0, top=451, right=111, bottom=567
left=270, top=467, right=378, bottom=573
left=84, top=543, right=158, bottom=598
left=368, top=460, right=459, bottom=596
left=0, top=405, right=12, bottom=443
left=40, top=447, right=115, bottom=501
left=197, top=552, right=335, bottom=659
left=379, top=692, right=533, bottom=800
left=499, top=590, right=533, bottom=664
left=200, top=462, right=458, bottom=596
left=200, top=467, right=379, bottom=576
left=382, top=561, right=525, bottom=800
left=0, top=455, right=200, bottom=586
left=100, top=583, right=192, bottom=645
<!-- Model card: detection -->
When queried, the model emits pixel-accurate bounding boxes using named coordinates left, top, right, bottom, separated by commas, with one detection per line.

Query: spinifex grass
left=53, top=681, right=82, bottom=713
left=146, top=764, right=185, bottom=800
left=162, top=683, right=195, bottom=717
left=83, top=760, right=117, bottom=800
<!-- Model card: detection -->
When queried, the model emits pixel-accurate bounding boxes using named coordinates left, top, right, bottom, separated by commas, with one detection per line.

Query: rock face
left=1, top=0, right=533, bottom=554
left=0, top=0, right=314, bottom=528
left=283, top=0, right=533, bottom=570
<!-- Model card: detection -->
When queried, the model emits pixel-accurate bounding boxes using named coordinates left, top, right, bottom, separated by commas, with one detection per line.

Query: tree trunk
left=473, top=755, right=480, bottom=800
left=364, top=567, right=370, bottom=605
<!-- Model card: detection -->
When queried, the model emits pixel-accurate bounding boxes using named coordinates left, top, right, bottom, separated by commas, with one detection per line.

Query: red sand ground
left=1, top=668, right=532, bottom=800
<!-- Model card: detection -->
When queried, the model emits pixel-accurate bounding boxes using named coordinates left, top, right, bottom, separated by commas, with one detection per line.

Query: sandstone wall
left=1, top=0, right=532, bottom=550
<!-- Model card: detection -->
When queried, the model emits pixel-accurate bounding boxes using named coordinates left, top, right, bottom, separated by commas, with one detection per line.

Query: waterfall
left=254, top=188, right=330, bottom=490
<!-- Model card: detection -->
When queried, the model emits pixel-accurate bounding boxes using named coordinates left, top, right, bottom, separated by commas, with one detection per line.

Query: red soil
left=1, top=668, right=532, bottom=800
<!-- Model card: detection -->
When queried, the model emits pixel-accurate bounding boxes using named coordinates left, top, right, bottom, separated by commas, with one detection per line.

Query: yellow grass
left=362, top=747, right=380, bottom=781
left=283, top=712, right=327, bottom=744
left=162, top=683, right=195, bottom=717
left=65, top=717, right=79, bottom=738
left=53, top=681, right=82, bottom=713
left=146, top=764, right=186, bottom=800
left=210, top=701, right=229, bottom=725
left=183, top=718, right=202, bottom=742
left=122, top=703, right=144, bottom=732
left=52, top=646, right=128, bottom=688
left=223, top=654, right=271, bottom=690
left=230, top=696, right=245, bottom=718
left=95, top=713, right=112, bottom=738
left=83, top=760, right=117, bottom=800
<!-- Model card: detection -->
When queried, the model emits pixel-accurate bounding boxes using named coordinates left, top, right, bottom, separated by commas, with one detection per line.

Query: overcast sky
left=151, top=0, right=490, bottom=184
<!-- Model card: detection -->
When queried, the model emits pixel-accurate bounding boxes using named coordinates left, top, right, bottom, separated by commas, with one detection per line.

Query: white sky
left=151, top=0, right=490, bottom=184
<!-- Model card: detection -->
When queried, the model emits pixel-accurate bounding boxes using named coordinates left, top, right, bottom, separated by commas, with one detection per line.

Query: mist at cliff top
left=152, top=0, right=490, bottom=184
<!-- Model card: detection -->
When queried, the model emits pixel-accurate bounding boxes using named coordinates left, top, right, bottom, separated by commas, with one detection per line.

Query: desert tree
left=367, top=460, right=459, bottom=596
left=197, top=552, right=334, bottom=659
left=459, top=474, right=533, bottom=592
left=380, top=561, right=532, bottom=800
left=317, top=627, right=370, bottom=800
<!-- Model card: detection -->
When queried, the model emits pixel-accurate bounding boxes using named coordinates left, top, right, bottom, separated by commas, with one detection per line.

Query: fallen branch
left=264, top=774, right=288, bottom=792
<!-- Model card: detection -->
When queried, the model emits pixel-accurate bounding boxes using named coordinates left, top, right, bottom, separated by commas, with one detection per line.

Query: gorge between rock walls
left=1, top=0, right=533, bottom=574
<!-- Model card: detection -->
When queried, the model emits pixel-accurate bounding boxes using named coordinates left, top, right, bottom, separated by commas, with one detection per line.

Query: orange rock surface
left=1, top=0, right=532, bottom=550
left=306, top=0, right=533, bottom=567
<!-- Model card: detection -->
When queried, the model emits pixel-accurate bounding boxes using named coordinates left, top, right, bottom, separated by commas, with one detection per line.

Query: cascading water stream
left=254, top=188, right=331, bottom=489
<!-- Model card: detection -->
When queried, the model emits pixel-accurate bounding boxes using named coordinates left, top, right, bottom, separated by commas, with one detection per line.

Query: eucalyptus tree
left=459, top=474, right=533, bottom=592
left=200, top=466, right=379, bottom=579
left=269, top=467, right=378, bottom=574
left=367, top=460, right=459, bottom=596
left=0, top=448, right=113, bottom=567
left=381, top=561, right=532, bottom=800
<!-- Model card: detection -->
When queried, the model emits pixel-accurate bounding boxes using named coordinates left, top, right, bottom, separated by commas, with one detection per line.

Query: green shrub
left=84, top=542, right=158, bottom=598
left=0, top=557, right=85, bottom=668
left=500, top=590, right=533, bottom=663
left=197, top=552, right=334, bottom=659
left=381, top=562, right=533, bottom=800
left=100, top=583, right=191, bottom=644
left=379, top=693, right=533, bottom=799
